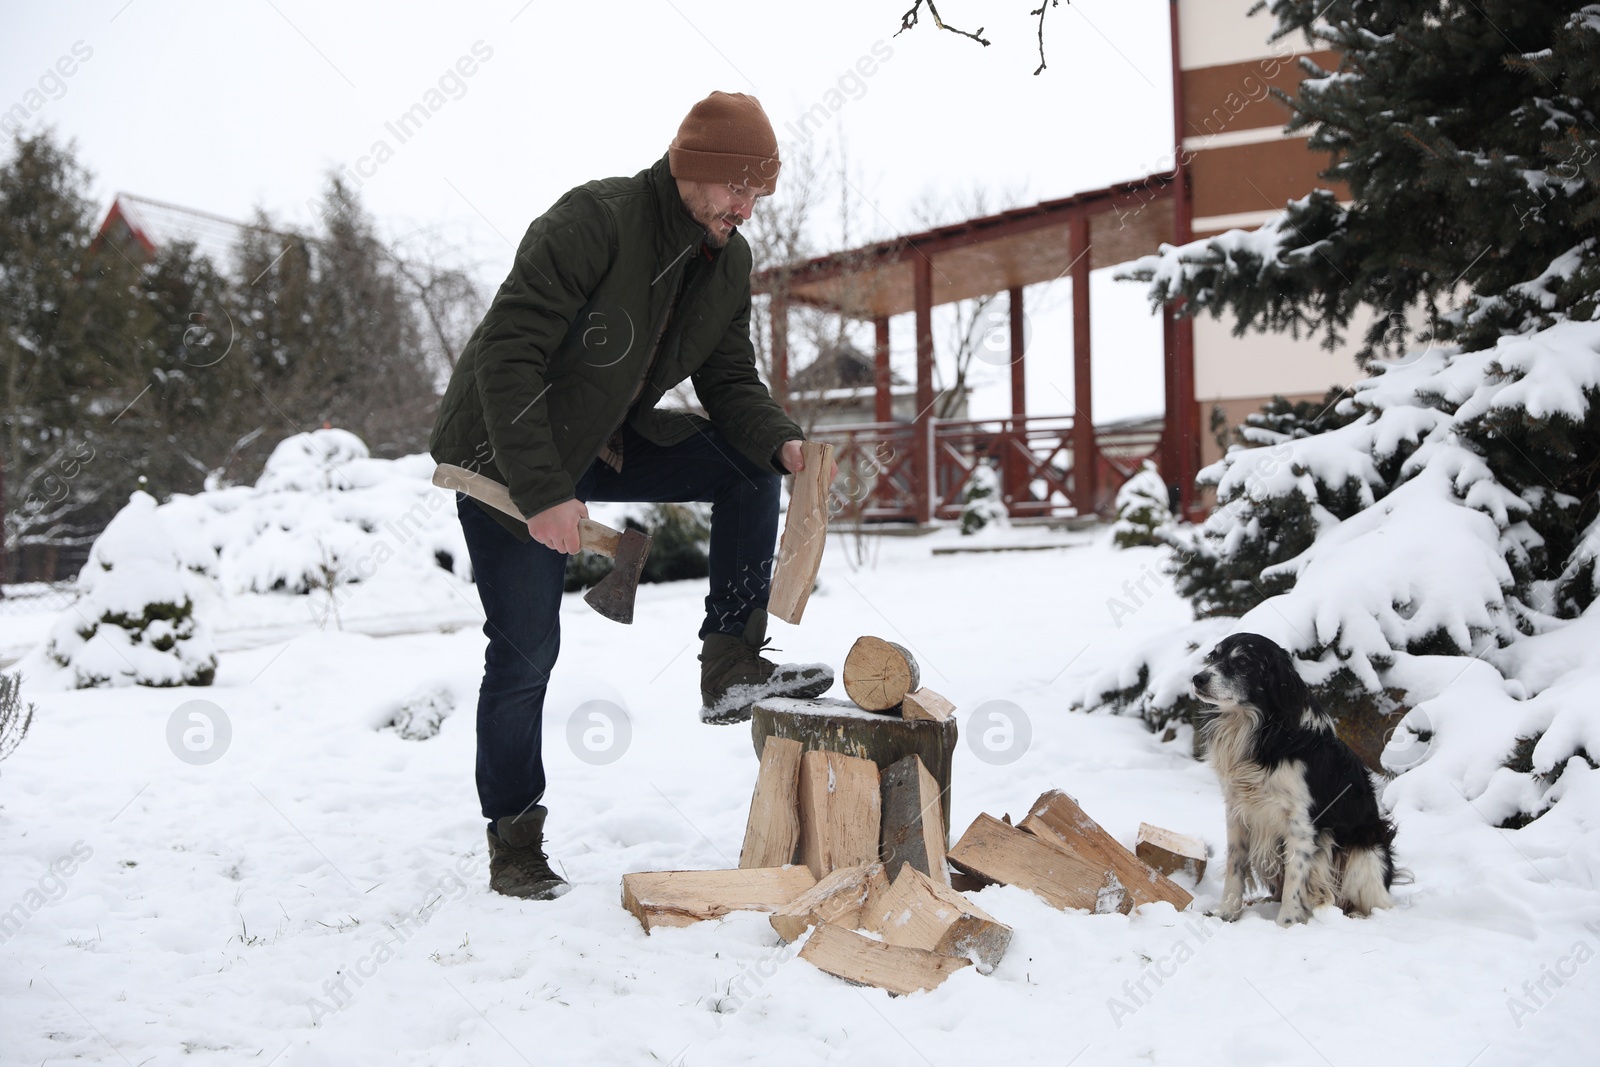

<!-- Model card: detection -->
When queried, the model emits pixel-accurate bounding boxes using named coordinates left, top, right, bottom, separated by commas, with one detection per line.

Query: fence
left=812, top=413, right=1163, bottom=524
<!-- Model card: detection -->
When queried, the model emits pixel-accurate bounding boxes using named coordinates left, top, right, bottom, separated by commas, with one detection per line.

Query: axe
left=431, top=463, right=652, bottom=625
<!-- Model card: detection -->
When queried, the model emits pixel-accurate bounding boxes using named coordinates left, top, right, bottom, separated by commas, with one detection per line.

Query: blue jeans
left=457, top=424, right=781, bottom=824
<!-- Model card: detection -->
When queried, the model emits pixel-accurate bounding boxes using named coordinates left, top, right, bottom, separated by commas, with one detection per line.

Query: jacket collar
left=648, top=153, right=719, bottom=266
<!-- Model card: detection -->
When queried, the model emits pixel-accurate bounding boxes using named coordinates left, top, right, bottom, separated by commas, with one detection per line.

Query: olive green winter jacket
left=428, top=154, right=803, bottom=539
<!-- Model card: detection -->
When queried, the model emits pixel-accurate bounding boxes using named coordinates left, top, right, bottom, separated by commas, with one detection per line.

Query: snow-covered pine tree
left=1159, top=387, right=1364, bottom=616
left=2, top=133, right=155, bottom=563
left=46, top=491, right=218, bottom=688
left=1112, top=460, right=1172, bottom=548
left=959, top=461, right=1009, bottom=535
left=1098, top=1, right=1600, bottom=795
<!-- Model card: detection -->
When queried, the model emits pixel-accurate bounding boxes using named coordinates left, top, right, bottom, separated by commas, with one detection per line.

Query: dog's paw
left=1212, top=900, right=1244, bottom=922
left=1276, top=906, right=1310, bottom=927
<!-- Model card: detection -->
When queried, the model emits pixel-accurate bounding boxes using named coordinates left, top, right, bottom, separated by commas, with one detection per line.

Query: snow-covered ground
left=4, top=516, right=1599, bottom=1065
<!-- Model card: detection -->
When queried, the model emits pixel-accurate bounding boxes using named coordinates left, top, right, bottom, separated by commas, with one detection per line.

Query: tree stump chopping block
left=752, top=698, right=958, bottom=844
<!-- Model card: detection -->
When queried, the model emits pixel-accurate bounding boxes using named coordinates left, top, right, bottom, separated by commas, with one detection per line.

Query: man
left=429, top=92, right=834, bottom=900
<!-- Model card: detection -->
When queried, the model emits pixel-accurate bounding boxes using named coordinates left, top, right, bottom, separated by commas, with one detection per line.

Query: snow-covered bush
left=385, top=688, right=454, bottom=741
left=1111, top=461, right=1170, bottom=549
left=564, top=502, right=711, bottom=593
left=32, top=429, right=474, bottom=675
left=253, top=428, right=374, bottom=494
left=636, top=502, right=711, bottom=583
left=959, top=462, right=1008, bottom=535
left=159, top=428, right=471, bottom=600
left=0, top=672, right=37, bottom=771
left=46, top=491, right=219, bottom=688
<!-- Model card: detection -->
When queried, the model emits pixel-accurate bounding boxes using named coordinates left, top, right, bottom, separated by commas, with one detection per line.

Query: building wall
left=1178, top=0, right=1314, bottom=68
left=1190, top=310, right=1377, bottom=399
left=1178, top=0, right=1364, bottom=434
left=794, top=388, right=969, bottom=430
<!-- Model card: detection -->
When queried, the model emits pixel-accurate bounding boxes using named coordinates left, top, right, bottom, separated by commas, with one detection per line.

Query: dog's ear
left=1262, top=643, right=1312, bottom=718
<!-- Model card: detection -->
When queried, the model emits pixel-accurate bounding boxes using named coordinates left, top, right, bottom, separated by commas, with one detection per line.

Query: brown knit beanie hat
left=668, top=91, right=781, bottom=191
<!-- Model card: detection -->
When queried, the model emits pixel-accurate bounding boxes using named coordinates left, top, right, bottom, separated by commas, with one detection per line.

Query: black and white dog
left=1191, top=633, right=1398, bottom=925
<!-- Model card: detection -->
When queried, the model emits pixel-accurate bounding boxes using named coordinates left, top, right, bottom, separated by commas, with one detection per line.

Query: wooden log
left=621, top=867, right=817, bottom=933
left=769, top=863, right=889, bottom=943
left=843, top=636, right=922, bottom=712
left=740, top=737, right=803, bottom=869
left=901, top=687, right=955, bottom=723
left=752, top=698, right=957, bottom=839
left=1018, top=791, right=1193, bottom=912
left=768, top=440, right=836, bottom=624
left=948, top=813, right=1128, bottom=913
left=797, top=749, right=882, bottom=879
left=949, top=869, right=996, bottom=894
left=798, top=922, right=971, bottom=995
left=1135, top=823, right=1208, bottom=882
left=879, top=754, right=948, bottom=885
left=863, top=864, right=1012, bottom=973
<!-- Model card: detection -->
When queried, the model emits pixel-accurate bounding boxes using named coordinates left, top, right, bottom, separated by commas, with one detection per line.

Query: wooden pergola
left=753, top=174, right=1199, bottom=524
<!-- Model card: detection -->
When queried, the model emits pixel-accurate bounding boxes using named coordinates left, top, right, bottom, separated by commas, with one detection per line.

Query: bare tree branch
left=1031, top=1, right=1061, bottom=75
left=384, top=226, right=488, bottom=375
left=897, top=1, right=990, bottom=47
left=896, top=2, right=1071, bottom=70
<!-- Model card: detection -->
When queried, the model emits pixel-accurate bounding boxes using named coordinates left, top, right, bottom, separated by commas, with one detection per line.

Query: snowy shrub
left=1111, top=461, right=1171, bottom=549
left=638, top=502, right=712, bottom=583
left=959, top=461, right=1008, bottom=535
left=46, top=491, right=219, bottom=688
left=159, top=428, right=471, bottom=599
left=0, top=672, right=37, bottom=772
left=254, top=428, right=376, bottom=494
left=32, top=429, right=476, bottom=671
left=385, top=688, right=453, bottom=741
left=563, top=502, right=710, bottom=593
left=564, top=547, right=615, bottom=593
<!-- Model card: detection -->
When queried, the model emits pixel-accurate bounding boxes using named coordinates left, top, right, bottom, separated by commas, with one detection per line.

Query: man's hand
left=527, top=498, right=589, bottom=554
left=780, top=439, right=839, bottom=483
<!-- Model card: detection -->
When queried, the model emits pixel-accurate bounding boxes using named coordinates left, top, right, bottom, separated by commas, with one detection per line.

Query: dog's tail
left=1375, top=814, right=1412, bottom=887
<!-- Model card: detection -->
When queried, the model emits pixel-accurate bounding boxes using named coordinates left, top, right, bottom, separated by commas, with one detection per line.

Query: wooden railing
left=811, top=414, right=1163, bottom=524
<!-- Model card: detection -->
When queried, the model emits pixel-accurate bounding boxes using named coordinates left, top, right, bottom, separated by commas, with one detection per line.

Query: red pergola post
left=1162, top=305, right=1179, bottom=488
left=873, top=314, right=892, bottom=423
left=771, top=292, right=789, bottom=408
left=1005, top=286, right=1027, bottom=505
left=1174, top=310, right=1199, bottom=519
left=1169, top=0, right=1200, bottom=518
left=913, top=255, right=935, bottom=524
left=1069, top=213, right=1098, bottom=515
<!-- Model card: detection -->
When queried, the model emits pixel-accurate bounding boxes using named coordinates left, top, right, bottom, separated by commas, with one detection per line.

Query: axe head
left=583, top=528, right=652, bottom=624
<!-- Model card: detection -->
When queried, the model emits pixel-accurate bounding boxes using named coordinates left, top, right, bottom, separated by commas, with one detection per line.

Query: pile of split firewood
left=623, top=734, right=1003, bottom=995
left=621, top=636, right=1209, bottom=996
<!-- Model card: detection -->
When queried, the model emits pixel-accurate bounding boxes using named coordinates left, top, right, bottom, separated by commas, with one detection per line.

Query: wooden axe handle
left=431, top=463, right=622, bottom=557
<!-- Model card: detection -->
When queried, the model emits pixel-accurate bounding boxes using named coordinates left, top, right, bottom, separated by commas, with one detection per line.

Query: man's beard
left=683, top=189, right=738, bottom=248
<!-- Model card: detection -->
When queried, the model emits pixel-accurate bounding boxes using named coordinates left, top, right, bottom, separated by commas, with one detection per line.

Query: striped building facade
left=1174, top=0, right=1367, bottom=468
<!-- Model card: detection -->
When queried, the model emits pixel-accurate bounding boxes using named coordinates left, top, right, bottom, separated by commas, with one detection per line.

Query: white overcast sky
left=3, top=0, right=1183, bottom=421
